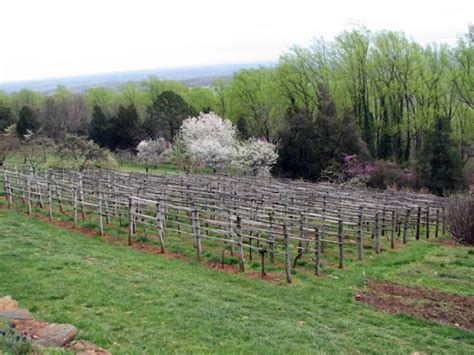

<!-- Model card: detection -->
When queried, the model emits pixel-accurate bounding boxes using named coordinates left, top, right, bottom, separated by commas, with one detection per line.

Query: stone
left=68, top=340, right=111, bottom=355
left=0, top=308, right=33, bottom=320
left=14, top=319, right=78, bottom=347
left=0, top=295, right=19, bottom=311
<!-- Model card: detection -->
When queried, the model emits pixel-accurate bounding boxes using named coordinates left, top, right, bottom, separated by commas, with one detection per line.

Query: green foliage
left=417, top=116, right=468, bottom=195
left=276, top=85, right=365, bottom=180
left=54, top=133, right=117, bottom=170
left=0, top=98, right=14, bottom=131
left=143, top=90, right=196, bottom=141
left=15, top=106, right=39, bottom=138
left=89, top=105, right=111, bottom=148
left=110, top=104, right=142, bottom=151
left=227, top=67, right=284, bottom=141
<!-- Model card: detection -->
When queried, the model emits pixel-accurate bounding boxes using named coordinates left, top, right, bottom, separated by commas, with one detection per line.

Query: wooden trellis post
left=425, top=207, right=430, bottom=239
left=236, top=216, right=245, bottom=272
left=156, top=202, right=165, bottom=253
left=192, top=206, right=202, bottom=261
left=73, top=187, right=78, bottom=227
left=314, top=227, right=321, bottom=276
left=283, top=223, right=292, bottom=283
left=435, top=208, right=439, bottom=238
left=416, top=206, right=421, bottom=240
left=442, top=206, right=447, bottom=235
left=128, top=196, right=134, bottom=246
left=357, top=207, right=363, bottom=261
left=374, top=212, right=380, bottom=254
left=97, top=190, right=104, bottom=236
left=390, top=210, right=396, bottom=249
left=3, top=166, right=12, bottom=208
left=403, top=209, right=411, bottom=244
left=321, top=195, right=327, bottom=253
left=47, top=180, right=53, bottom=222
left=381, top=206, right=386, bottom=237
left=338, top=219, right=344, bottom=269
left=79, top=173, right=85, bottom=218
left=26, top=178, right=32, bottom=215
left=228, top=210, right=234, bottom=256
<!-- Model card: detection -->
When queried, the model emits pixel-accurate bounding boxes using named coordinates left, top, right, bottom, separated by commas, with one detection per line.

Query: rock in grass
left=67, top=339, right=111, bottom=355
left=14, top=319, right=78, bottom=346
left=0, top=295, right=19, bottom=311
left=0, top=308, right=33, bottom=320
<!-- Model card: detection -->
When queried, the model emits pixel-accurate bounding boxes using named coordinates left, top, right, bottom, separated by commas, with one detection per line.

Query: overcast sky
left=0, top=0, right=472, bottom=83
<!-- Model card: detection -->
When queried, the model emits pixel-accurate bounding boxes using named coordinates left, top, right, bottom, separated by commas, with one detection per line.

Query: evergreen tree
left=143, top=90, right=196, bottom=141
left=276, top=85, right=366, bottom=180
left=236, top=116, right=250, bottom=139
left=16, top=106, right=39, bottom=138
left=110, top=104, right=142, bottom=151
left=88, top=105, right=111, bottom=148
left=417, top=116, right=468, bottom=195
left=377, top=131, right=393, bottom=160
left=0, top=102, right=14, bottom=131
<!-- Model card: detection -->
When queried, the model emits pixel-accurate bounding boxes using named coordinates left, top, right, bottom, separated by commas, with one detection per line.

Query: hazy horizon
left=1, top=0, right=472, bottom=84
left=0, top=60, right=275, bottom=85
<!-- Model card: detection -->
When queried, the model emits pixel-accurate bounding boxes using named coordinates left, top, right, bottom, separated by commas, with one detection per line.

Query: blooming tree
left=180, top=112, right=238, bottom=171
left=136, top=138, right=171, bottom=169
left=237, top=138, right=278, bottom=176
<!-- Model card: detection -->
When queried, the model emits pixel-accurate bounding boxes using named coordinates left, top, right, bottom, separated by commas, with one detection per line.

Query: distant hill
left=0, top=61, right=275, bottom=93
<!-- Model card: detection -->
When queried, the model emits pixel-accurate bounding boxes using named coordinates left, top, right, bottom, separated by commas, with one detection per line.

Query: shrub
left=136, top=138, right=171, bottom=169
left=237, top=138, right=278, bottom=176
left=367, top=160, right=416, bottom=190
left=180, top=112, right=238, bottom=171
left=446, top=194, right=474, bottom=245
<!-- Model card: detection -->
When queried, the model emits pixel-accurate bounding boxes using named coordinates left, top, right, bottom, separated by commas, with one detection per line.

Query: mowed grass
left=0, top=209, right=473, bottom=354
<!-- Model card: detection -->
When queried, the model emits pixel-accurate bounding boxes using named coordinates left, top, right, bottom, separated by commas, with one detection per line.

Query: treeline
left=0, top=26, right=472, bottom=194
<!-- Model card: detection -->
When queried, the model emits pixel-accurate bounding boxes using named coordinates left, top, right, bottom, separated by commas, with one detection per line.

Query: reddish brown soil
left=435, top=239, right=472, bottom=248
left=356, top=278, right=474, bottom=330
left=246, top=270, right=287, bottom=282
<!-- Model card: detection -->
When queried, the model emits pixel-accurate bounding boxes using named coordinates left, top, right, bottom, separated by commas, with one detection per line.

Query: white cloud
left=0, top=0, right=472, bottom=82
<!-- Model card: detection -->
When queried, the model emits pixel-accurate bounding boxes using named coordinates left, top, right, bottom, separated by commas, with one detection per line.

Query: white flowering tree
left=136, top=138, right=171, bottom=170
left=180, top=112, right=238, bottom=171
left=238, top=138, right=278, bottom=176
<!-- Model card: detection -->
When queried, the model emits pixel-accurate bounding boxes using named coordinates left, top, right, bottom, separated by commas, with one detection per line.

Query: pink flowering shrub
left=342, top=154, right=416, bottom=190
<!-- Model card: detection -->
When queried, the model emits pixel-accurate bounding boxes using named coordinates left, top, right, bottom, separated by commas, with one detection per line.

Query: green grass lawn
left=1, top=209, right=473, bottom=354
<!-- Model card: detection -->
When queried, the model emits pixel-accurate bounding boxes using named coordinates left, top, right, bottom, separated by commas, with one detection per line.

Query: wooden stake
left=357, top=207, right=363, bottom=261
left=156, top=202, right=165, bottom=253
left=416, top=206, right=421, bottom=240
left=192, top=207, right=202, bottom=261
left=47, top=180, right=53, bottom=222
left=97, top=190, right=104, bottom=236
left=236, top=216, right=245, bottom=272
left=403, top=209, right=410, bottom=244
left=390, top=210, right=396, bottom=249
left=435, top=208, right=439, bottom=238
left=73, top=187, right=78, bottom=228
left=283, top=223, right=292, bottom=284
left=128, top=196, right=133, bottom=246
left=315, top=227, right=321, bottom=276
left=425, top=207, right=430, bottom=239
left=26, top=178, right=32, bottom=215
left=374, top=212, right=380, bottom=254
left=338, top=219, right=344, bottom=268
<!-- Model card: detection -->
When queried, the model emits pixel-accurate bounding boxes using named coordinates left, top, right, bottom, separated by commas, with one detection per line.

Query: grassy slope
left=0, top=209, right=473, bottom=354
